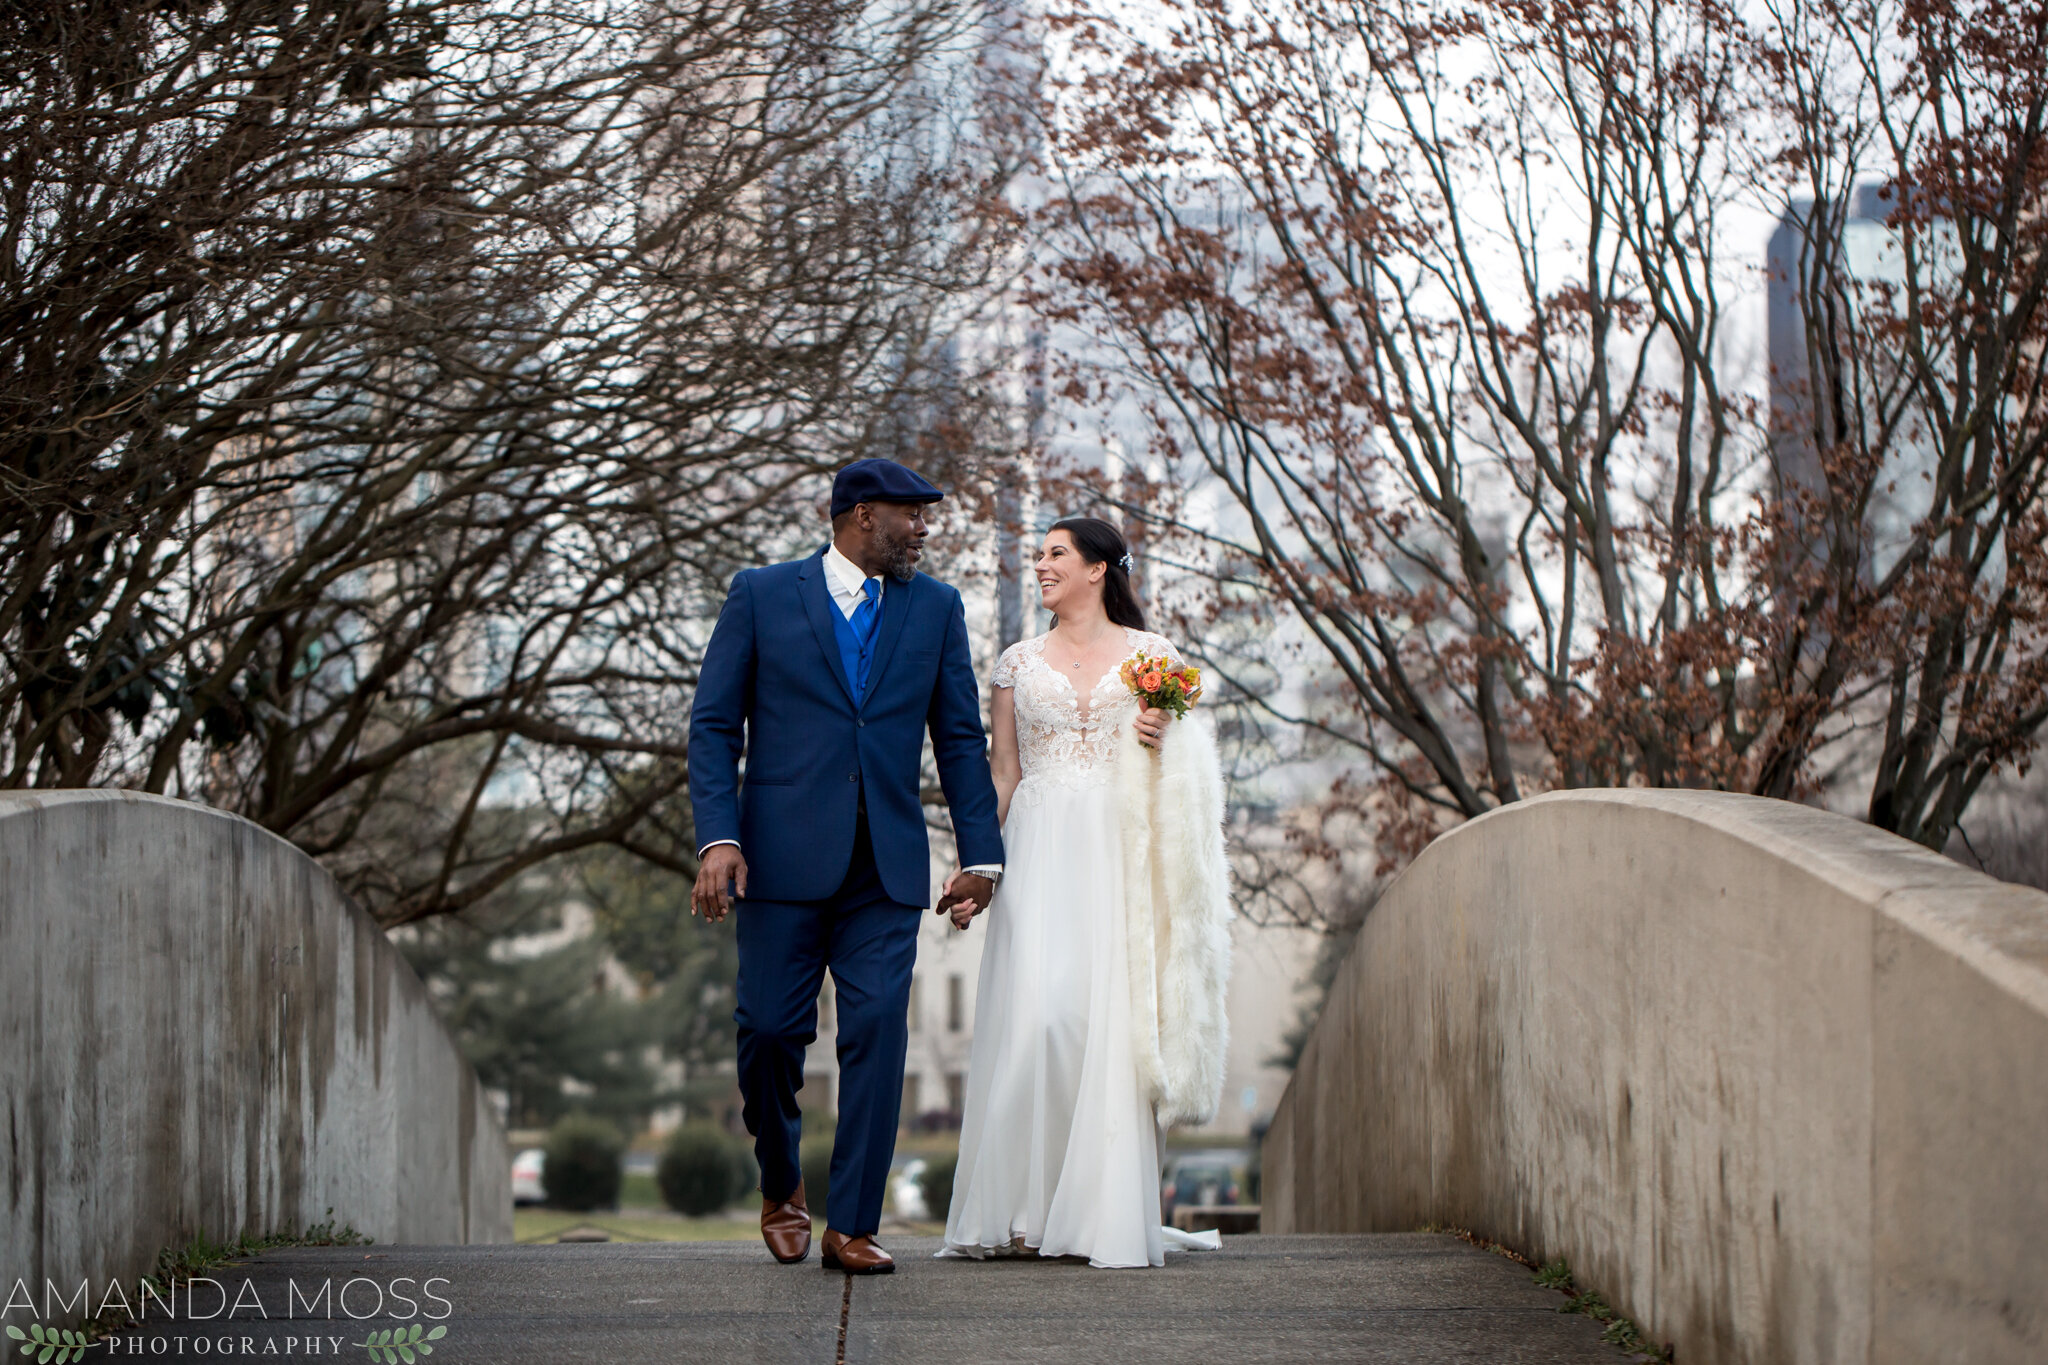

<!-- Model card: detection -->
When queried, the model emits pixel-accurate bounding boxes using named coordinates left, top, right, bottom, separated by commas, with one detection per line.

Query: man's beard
left=878, top=529, right=920, bottom=582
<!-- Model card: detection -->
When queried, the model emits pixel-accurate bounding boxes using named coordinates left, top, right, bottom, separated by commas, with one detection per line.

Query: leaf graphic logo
left=354, top=1323, right=448, bottom=1362
left=6, top=1324, right=91, bottom=1363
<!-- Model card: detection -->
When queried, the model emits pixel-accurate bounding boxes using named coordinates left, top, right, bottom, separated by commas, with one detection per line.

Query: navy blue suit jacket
left=687, top=546, right=1004, bottom=907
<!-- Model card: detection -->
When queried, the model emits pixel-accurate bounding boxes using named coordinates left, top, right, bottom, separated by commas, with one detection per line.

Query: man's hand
left=692, top=845, right=748, bottom=923
left=1133, top=706, right=1173, bottom=748
left=936, top=870, right=995, bottom=930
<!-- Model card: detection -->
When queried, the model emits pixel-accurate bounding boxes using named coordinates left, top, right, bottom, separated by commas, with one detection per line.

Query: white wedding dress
left=941, top=628, right=1219, bottom=1268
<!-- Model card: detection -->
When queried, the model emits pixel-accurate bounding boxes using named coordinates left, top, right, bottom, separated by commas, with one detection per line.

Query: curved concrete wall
left=1, top=791, right=510, bottom=1315
left=1261, top=789, right=2048, bottom=1365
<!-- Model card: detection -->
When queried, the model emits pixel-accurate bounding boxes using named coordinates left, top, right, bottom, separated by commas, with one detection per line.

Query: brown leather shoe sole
left=820, top=1232, right=894, bottom=1275
left=765, top=1230, right=812, bottom=1264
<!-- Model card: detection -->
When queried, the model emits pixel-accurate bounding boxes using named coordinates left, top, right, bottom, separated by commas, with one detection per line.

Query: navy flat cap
left=831, top=458, right=945, bottom=518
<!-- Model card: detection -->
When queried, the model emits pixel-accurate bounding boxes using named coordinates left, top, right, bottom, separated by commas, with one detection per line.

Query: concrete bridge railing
left=1262, top=788, right=2048, bottom=1365
left=1, top=791, right=510, bottom=1316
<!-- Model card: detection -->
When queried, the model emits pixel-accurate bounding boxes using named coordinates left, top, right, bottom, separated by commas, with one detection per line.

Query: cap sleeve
left=991, top=641, right=1024, bottom=689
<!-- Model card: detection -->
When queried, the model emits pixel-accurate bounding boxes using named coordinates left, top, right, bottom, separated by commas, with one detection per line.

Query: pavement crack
left=834, top=1273, right=852, bottom=1365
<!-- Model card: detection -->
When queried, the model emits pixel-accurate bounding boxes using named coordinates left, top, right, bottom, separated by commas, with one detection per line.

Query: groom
left=688, top=458, right=1003, bottom=1274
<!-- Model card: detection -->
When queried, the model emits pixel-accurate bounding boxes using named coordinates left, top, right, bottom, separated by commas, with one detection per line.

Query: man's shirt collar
left=825, top=543, right=878, bottom=602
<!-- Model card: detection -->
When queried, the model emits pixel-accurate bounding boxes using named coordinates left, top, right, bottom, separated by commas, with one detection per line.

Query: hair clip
left=1117, top=552, right=1134, bottom=573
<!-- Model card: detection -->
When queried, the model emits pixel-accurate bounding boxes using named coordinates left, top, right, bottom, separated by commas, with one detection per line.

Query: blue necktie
left=850, top=578, right=882, bottom=696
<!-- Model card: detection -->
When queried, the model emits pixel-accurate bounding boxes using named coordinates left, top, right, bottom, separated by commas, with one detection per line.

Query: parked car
left=511, top=1147, right=547, bottom=1206
left=1160, top=1150, right=1242, bottom=1222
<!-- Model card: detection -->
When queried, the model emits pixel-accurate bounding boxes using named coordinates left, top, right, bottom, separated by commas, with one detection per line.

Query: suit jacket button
left=848, top=773, right=858, bottom=781
left=857, top=719, right=865, bottom=727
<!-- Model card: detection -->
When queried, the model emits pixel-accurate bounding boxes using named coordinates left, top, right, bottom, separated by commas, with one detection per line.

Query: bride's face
left=1034, top=530, right=1105, bottom=614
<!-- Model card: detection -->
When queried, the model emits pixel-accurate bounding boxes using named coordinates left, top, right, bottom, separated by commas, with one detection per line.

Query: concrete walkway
left=113, top=1235, right=1629, bottom=1363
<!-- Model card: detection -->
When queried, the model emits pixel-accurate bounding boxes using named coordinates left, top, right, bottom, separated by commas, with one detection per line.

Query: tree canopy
left=1, top=0, right=1008, bottom=921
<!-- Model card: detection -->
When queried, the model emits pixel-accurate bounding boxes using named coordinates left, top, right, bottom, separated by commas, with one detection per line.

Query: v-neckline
left=1037, top=627, right=1131, bottom=724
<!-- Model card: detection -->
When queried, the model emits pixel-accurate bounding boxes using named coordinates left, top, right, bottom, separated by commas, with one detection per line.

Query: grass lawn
left=513, top=1207, right=947, bottom=1244
left=513, top=1207, right=770, bottom=1244
left=513, top=1138, right=962, bottom=1243
left=515, top=1171, right=948, bottom=1244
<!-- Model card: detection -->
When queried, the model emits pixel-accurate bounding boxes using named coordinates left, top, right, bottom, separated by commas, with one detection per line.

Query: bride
left=936, top=516, right=1233, bottom=1269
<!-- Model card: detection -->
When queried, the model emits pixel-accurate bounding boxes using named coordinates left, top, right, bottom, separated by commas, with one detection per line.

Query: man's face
left=865, top=501, right=931, bottom=582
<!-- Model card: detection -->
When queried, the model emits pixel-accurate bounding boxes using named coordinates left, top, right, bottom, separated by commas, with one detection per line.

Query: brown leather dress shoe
left=820, top=1229, right=895, bottom=1275
left=761, top=1181, right=812, bottom=1264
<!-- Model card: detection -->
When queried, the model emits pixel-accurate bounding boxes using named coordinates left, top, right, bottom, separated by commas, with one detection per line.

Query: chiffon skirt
left=940, top=776, right=1166, bottom=1268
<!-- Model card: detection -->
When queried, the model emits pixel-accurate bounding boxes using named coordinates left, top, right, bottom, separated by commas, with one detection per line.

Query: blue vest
left=686, top=548, right=1005, bottom=905
left=830, top=588, right=879, bottom=700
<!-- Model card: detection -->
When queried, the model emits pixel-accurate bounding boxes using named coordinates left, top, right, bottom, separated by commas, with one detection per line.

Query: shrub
left=658, top=1125, right=746, bottom=1216
left=798, top=1133, right=833, bottom=1210
left=916, top=1153, right=957, bottom=1221
left=542, top=1115, right=624, bottom=1211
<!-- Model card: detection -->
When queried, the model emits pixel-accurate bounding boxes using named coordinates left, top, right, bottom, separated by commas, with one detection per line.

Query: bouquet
left=1119, top=651, right=1202, bottom=720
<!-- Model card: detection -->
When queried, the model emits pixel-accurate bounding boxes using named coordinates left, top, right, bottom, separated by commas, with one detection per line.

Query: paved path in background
left=114, top=1235, right=1628, bottom=1364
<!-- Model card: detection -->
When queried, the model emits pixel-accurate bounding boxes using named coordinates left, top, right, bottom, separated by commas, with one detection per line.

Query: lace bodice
left=992, top=628, right=1184, bottom=789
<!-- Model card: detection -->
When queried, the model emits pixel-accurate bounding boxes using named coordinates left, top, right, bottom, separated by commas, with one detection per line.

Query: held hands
left=936, top=870, right=995, bottom=930
left=1133, top=705, right=1173, bottom=749
left=692, top=845, right=748, bottom=923
left=695, top=849, right=990, bottom=928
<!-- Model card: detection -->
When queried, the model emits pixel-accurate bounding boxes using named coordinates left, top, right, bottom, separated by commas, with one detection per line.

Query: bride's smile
left=1034, top=536, right=1100, bottom=616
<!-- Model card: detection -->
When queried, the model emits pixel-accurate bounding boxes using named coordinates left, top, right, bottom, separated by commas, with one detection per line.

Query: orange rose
left=1141, top=670, right=1163, bottom=691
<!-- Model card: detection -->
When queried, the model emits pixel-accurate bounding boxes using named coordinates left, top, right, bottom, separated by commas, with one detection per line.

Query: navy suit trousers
left=733, top=807, right=919, bottom=1236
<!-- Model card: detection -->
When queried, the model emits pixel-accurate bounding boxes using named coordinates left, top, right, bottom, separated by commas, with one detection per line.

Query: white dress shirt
left=700, top=543, right=1002, bottom=885
left=823, top=542, right=879, bottom=620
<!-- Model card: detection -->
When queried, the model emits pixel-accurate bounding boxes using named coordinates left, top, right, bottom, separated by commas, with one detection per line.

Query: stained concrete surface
left=1265, top=788, right=2048, bottom=1365
left=109, top=1235, right=1627, bottom=1364
left=1, top=790, right=510, bottom=1319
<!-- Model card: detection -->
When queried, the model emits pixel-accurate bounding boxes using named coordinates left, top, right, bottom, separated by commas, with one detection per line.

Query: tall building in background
left=1767, top=183, right=1945, bottom=582
left=800, top=3, right=1320, bottom=1150
left=981, top=0, right=1045, bottom=653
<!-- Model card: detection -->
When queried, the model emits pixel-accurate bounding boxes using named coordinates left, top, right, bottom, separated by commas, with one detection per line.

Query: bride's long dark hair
left=1049, top=516, right=1147, bottom=633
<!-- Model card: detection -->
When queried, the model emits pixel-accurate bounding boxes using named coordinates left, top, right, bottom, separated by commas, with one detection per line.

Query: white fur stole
left=1115, top=711, right=1233, bottom=1128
